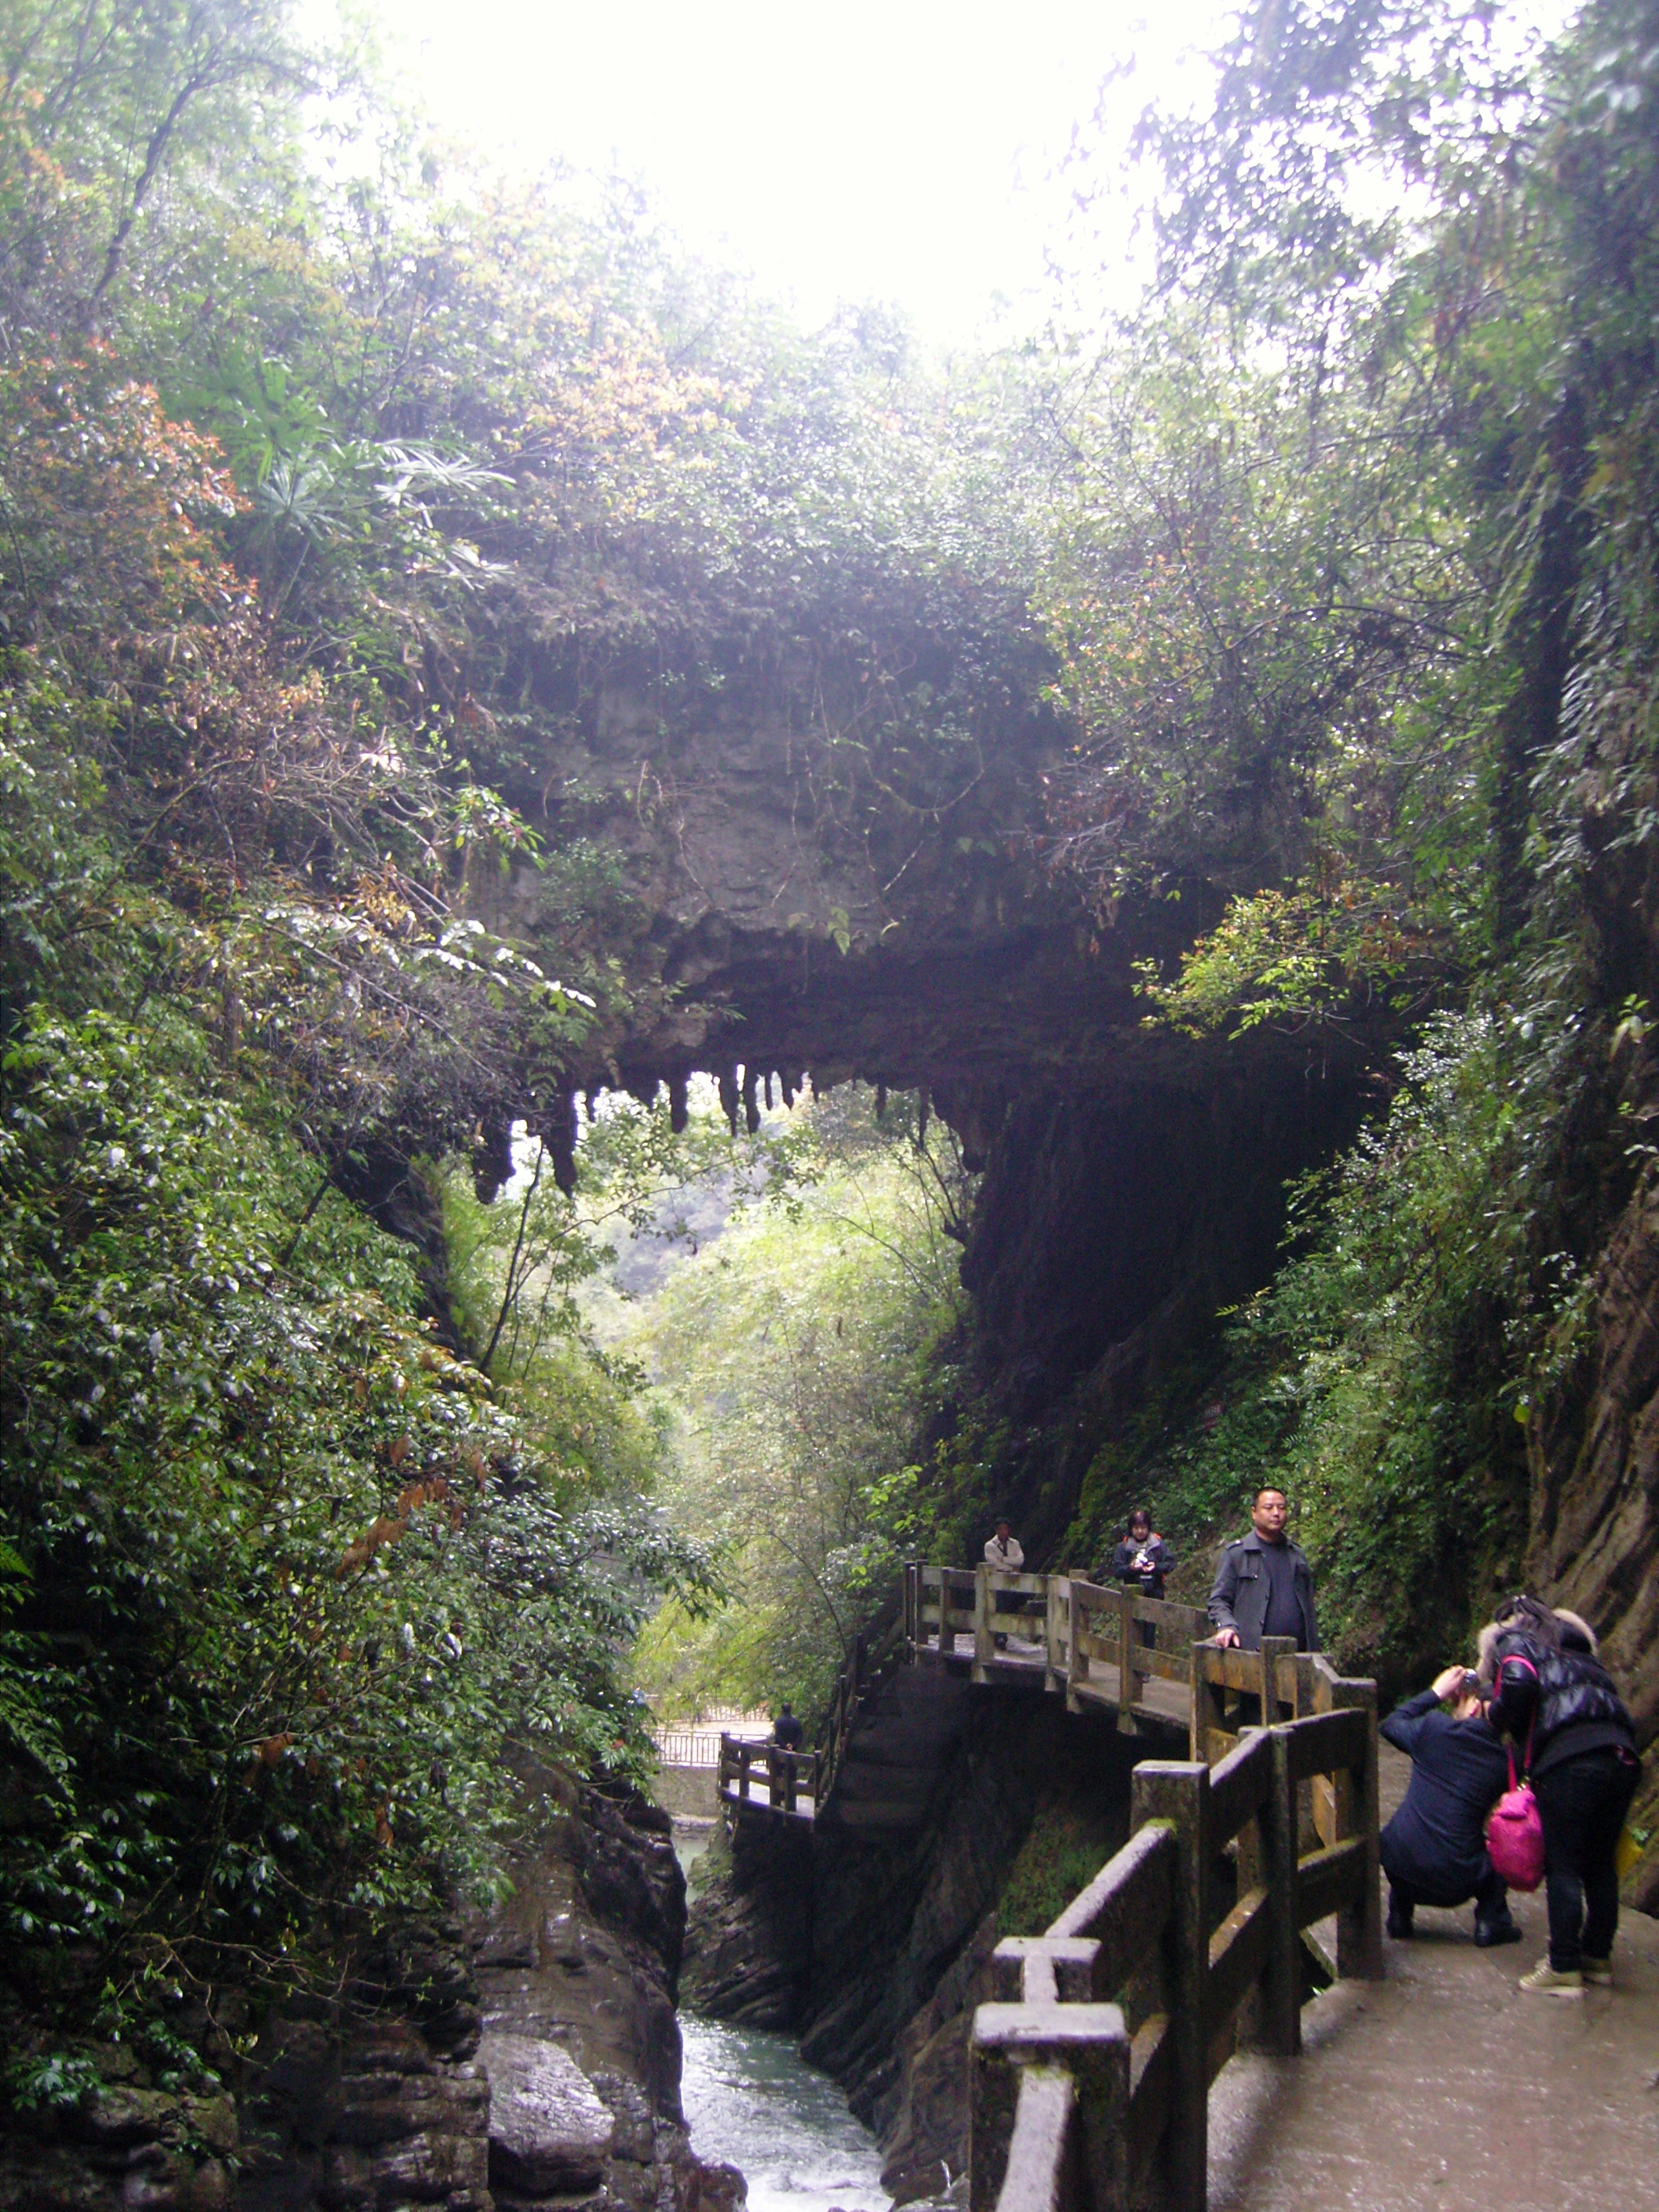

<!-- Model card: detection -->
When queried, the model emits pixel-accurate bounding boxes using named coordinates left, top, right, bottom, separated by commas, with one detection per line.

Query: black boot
left=1474, top=1903, right=1521, bottom=1948
left=1386, top=1885, right=1415, bottom=1940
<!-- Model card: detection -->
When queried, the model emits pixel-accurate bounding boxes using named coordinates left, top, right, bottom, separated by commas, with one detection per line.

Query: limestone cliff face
left=1524, top=807, right=1659, bottom=1899
left=1529, top=1158, right=1659, bottom=1908
left=1530, top=1164, right=1659, bottom=1737
left=0, top=1784, right=739, bottom=2212
left=494, top=668, right=1658, bottom=1891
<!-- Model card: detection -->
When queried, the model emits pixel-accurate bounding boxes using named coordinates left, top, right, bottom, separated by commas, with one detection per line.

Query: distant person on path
left=1111, top=1509, right=1169, bottom=1597
left=1208, top=1487, right=1318, bottom=1653
left=1110, top=1508, right=1169, bottom=1647
left=985, top=1520, right=1024, bottom=1574
left=771, top=1703, right=803, bottom=1751
left=1480, top=1595, right=1640, bottom=1995
left=1379, top=1663, right=1518, bottom=1947
left=985, top=1519, right=1025, bottom=1648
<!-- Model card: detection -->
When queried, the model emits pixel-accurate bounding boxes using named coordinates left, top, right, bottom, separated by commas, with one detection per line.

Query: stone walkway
left=1208, top=1744, right=1659, bottom=2211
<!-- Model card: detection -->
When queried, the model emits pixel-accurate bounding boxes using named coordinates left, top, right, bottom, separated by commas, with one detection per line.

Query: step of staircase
left=826, top=1798, right=931, bottom=1832
left=830, top=1763, right=937, bottom=1806
left=819, top=1663, right=970, bottom=1829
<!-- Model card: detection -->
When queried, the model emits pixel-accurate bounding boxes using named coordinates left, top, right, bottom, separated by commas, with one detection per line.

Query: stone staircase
left=820, top=1661, right=970, bottom=1833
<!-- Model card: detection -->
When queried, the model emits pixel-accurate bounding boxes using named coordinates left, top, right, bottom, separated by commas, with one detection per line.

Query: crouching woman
left=1379, top=1664, right=1518, bottom=1947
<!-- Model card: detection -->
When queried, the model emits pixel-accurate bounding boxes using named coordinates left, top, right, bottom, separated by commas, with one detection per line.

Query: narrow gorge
left=4, top=3, right=1659, bottom=2210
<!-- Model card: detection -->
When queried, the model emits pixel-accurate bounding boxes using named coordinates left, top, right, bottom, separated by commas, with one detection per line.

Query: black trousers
left=1381, top=1845, right=1508, bottom=1918
left=1532, top=1748, right=1640, bottom=1970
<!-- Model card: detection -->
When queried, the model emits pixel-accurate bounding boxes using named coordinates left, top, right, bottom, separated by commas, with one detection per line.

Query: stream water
left=679, top=2016, right=888, bottom=2212
left=671, top=1813, right=886, bottom=2212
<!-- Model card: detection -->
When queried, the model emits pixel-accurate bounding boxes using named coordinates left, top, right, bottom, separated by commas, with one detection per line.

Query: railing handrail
left=967, top=1638, right=1381, bottom=2212
left=714, top=1731, right=824, bottom=1816
left=907, top=1561, right=1370, bottom=1760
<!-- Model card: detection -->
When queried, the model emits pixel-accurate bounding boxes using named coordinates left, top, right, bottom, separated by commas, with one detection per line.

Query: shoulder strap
left=1501, top=1654, right=1541, bottom=1775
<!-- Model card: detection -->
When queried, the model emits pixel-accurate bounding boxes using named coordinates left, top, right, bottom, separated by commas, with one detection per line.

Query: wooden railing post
left=1068, top=1584, right=1091, bottom=1707
left=1116, top=1587, right=1137, bottom=1735
left=971, top=2005, right=1130, bottom=2212
left=1129, top=1761, right=1209, bottom=2212
left=1045, top=1577, right=1067, bottom=1693
left=1189, top=1640, right=1227, bottom=1765
left=974, top=1562, right=994, bottom=1676
left=1261, top=1727, right=1302, bottom=2057
left=1330, top=1680, right=1383, bottom=1978
left=1258, top=1635, right=1295, bottom=1724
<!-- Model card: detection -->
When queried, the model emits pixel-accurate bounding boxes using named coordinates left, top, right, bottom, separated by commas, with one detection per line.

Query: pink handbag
left=1486, top=1656, right=1544, bottom=1892
left=1487, top=1744, right=1544, bottom=1889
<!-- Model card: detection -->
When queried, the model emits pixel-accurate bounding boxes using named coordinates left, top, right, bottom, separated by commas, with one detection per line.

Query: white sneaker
left=1518, top=1961, right=1583, bottom=1996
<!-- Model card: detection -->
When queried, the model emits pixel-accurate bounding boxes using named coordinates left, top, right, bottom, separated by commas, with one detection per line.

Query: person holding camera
left=1379, top=1663, right=1518, bottom=1948
left=1108, top=1508, right=1170, bottom=1647
left=1110, top=1507, right=1168, bottom=1598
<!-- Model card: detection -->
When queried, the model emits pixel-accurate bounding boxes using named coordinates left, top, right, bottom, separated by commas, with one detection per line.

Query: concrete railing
left=967, top=1672, right=1382, bottom=2212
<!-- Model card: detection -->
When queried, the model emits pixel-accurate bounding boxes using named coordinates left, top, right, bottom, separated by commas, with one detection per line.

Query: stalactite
left=471, top=1114, right=516, bottom=1204
left=584, top=1088, right=599, bottom=1124
left=782, top=1070, right=799, bottom=1108
left=717, top=1067, right=740, bottom=1136
left=763, top=1070, right=774, bottom=1111
left=669, top=1073, right=689, bottom=1134
left=548, top=1087, right=579, bottom=1195
left=742, top=1065, right=760, bottom=1134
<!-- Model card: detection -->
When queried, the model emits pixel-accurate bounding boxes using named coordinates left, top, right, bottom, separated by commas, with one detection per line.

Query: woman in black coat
left=1108, top=1509, right=1170, bottom=1645
left=1480, top=1594, right=1640, bottom=1996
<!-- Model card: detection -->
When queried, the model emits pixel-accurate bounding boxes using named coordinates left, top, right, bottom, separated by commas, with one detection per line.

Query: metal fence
left=651, top=1713, right=772, bottom=1768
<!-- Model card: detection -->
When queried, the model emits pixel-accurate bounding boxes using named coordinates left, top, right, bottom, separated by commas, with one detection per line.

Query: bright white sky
left=350, top=0, right=1232, bottom=343
left=318, top=0, right=1576, bottom=346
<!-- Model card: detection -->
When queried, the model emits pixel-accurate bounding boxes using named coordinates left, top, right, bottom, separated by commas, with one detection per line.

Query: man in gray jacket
left=1208, top=1487, right=1318, bottom=1652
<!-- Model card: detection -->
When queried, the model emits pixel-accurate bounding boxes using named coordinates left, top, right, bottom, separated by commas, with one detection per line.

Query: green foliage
left=997, top=1795, right=1121, bottom=1939
left=3, top=0, right=1659, bottom=2033
left=4, top=2049, right=105, bottom=2112
left=602, top=1086, right=968, bottom=1721
left=1114, top=1015, right=1559, bottom=1692
left=0, top=993, right=706, bottom=1990
left=1031, top=0, right=1659, bottom=1711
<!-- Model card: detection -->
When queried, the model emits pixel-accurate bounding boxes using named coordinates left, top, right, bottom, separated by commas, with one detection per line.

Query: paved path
left=1209, top=1744, right=1659, bottom=2212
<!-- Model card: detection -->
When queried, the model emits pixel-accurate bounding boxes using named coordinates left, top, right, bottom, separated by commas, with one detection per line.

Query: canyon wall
left=484, top=669, right=1658, bottom=1775
left=0, top=1781, right=739, bottom=2212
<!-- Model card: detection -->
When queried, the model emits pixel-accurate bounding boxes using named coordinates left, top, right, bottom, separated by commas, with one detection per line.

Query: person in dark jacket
left=1379, top=1664, right=1517, bottom=1946
left=1208, top=1488, right=1318, bottom=1653
left=1480, top=1595, right=1641, bottom=1995
left=1109, top=1509, right=1170, bottom=1647
left=771, top=1704, right=803, bottom=1751
left=1110, top=1509, right=1169, bottom=1598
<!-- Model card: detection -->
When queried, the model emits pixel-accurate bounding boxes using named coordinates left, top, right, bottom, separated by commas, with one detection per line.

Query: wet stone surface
left=1208, top=1744, right=1659, bottom=2211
